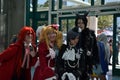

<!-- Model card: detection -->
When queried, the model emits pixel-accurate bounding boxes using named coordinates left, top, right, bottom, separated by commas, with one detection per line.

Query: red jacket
left=33, top=41, right=55, bottom=80
left=0, top=42, right=36, bottom=80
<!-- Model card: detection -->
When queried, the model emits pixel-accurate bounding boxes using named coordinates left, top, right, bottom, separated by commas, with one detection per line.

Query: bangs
left=18, top=26, right=35, bottom=43
left=46, top=26, right=57, bottom=34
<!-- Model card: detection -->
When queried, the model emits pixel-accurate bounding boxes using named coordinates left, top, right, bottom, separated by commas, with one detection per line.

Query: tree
left=43, top=0, right=49, bottom=7
left=98, top=15, right=113, bottom=29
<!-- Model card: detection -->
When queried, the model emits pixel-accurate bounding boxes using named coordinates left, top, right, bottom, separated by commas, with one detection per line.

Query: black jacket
left=55, top=44, right=89, bottom=80
left=72, top=27, right=99, bottom=74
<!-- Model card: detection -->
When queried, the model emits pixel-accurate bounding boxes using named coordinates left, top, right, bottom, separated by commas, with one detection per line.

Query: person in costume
left=56, top=30, right=89, bottom=80
left=0, top=26, right=37, bottom=80
left=72, top=13, right=99, bottom=76
left=33, top=24, right=63, bottom=80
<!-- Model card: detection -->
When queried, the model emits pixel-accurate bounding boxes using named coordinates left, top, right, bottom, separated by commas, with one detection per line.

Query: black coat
left=55, top=44, right=89, bottom=80
left=72, top=27, right=99, bottom=74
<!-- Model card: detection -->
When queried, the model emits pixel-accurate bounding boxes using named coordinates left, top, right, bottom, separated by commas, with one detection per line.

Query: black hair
left=67, top=30, right=79, bottom=42
left=75, top=12, right=89, bottom=28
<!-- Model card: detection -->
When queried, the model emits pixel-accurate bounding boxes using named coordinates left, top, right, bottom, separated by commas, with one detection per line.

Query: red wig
left=17, top=26, right=36, bottom=44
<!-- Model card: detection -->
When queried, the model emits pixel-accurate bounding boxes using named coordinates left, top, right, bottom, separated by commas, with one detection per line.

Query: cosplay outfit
left=0, top=40, right=36, bottom=80
left=33, top=24, right=61, bottom=80
left=72, top=27, right=99, bottom=74
left=56, top=44, right=89, bottom=80
left=33, top=41, right=58, bottom=80
left=72, top=13, right=99, bottom=74
left=0, top=26, right=37, bottom=80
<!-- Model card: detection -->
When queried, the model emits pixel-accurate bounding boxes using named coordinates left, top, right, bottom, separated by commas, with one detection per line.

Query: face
left=77, top=19, right=85, bottom=30
left=47, top=31, right=57, bottom=42
left=70, top=36, right=79, bottom=46
left=25, top=33, right=33, bottom=44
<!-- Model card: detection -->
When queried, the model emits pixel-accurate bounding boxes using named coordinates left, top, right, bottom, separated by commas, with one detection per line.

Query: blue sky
left=38, top=0, right=46, bottom=4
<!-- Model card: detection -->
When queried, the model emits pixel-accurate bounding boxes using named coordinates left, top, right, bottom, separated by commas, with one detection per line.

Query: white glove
left=76, top=53, right=81, bottom=59
left=68, top=73, right=76, bottom=80
left=78, top=28, right=82, bottom=33
left=87, top=50, right=91, bottom=56
left=46, top=48, right=55, bottom=59
left=45, top=76, right=56, bottom=80
left=61, top=72, right=68, bottom=80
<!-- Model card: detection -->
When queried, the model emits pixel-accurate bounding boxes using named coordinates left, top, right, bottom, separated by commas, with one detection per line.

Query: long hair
left=75, top=12, right=88, bottom=28
left=56, top=31, right=63, bottom=49
left=17, top=26, right=36, bottom=44
left=39, top=25, right=63, bottom=49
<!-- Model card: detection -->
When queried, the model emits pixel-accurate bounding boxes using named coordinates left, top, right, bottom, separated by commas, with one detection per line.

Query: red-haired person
left=0, top=26, right=37, bottom=80
left=33, top=25, right=63, bottom=80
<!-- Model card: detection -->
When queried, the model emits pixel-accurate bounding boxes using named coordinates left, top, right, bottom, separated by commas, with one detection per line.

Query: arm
left=0, top=44, right=18, bottom=63
left=92, top=32, right=99, bottom=65
left=56, top=44, right=67, bottom=76
left=29, top=44, right=37, bottom=66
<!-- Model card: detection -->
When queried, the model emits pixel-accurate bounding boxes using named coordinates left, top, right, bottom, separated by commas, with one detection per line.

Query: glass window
left=54, top=0, right=58, bottom=10
left=94, top=0, right=101, bottom=5
left=37, top=0, right=49, bottom=11
left=61, top=19, right=67, bottom=33
left=62, top=0, right=91, bottom=9
left=30, top=0, right=33, bottom=12
left=37, top=21, right=48, bottom=26
left=68, top=19, right=75, bottom=30
left=115, top=17, right=120, bottom=69
left=105, top=0, right=120, bottom=5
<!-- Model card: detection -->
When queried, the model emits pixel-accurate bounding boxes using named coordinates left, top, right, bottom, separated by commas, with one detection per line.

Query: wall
left=3, top=0, right=25, bottom=47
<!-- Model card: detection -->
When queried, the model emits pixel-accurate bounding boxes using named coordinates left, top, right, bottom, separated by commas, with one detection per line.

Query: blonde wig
left=56, top=31, right=63, bottom=49
left=39, top=25, right=63, bottom=49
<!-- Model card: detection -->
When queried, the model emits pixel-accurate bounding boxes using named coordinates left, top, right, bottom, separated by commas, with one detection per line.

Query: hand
left=68, top=73, right=76, bottom=80
left=87, top=50, right=91, bottom=56
left=45, top=76, right=56, bottom=80
left=76, top=53, right=80, bottom=59
left=29, top=44, right=36, bottom=57
left=62, top=72, right=68, bottom=80
left=46, top=48, right=55, bottom=59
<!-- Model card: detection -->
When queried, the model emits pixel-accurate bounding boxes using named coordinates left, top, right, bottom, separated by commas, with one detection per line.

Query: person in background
left=36, top=25, right=44, bottom=44
left=33, top=24, right=63, bottom=80
left=108, top=38, right=113, bottom=65
left=97, top=33, right=110, bottom=80
left=56, top=30, right=89, bottom=80
left=10, top=34, right=18, bottom=44
left=72, top=13, right=99, bottom=76
left=0, top=26, right=37, bottom=80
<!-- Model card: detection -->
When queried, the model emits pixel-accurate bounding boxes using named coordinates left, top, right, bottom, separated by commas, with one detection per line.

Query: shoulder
left=60, top=44, right=67, bottom=50
left=62, top=44, right=67, bottom=47
left=8, top=42, right=22, bottom=49
left=38, top=41, right=48, bottom=49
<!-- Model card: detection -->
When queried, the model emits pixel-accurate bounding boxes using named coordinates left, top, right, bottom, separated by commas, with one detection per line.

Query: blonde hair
left=39, top=25, right=63, bottom=49
left=56, top=31, right=63, bottom=49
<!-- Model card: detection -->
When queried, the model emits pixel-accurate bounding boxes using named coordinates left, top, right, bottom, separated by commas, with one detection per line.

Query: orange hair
left=17, top=26, right=36, bottom=44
